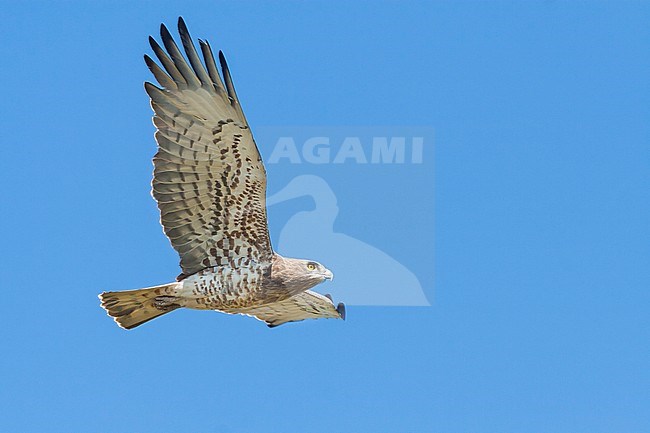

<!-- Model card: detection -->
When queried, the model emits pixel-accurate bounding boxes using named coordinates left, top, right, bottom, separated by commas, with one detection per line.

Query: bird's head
left=302, top=259, right=334, bottom=282
left=271, top=255, right=334, bottom=293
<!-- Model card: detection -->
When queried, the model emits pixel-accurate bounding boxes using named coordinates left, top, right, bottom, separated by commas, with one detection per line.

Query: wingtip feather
left=178, top=16, right=189, bottom=34
left=160, top=23, right=172, bottom=39
left=337, top=303, right=346, bottom=320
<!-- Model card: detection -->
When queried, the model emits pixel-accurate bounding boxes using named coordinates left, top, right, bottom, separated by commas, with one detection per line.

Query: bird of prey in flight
left=99, top=17, right=345, bottom=329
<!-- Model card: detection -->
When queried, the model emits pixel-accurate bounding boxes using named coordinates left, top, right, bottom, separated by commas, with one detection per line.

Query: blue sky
left=1, top=1, right=649, bottom=432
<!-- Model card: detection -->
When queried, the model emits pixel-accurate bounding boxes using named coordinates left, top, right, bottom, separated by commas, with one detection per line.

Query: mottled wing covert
left=145, top=18, right=272, bottom=277
left=239, top=291, right=346, bottom=327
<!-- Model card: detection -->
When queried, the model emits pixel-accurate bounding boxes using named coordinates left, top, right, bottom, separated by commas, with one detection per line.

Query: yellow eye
left=307, top=263, right=316, bottom=271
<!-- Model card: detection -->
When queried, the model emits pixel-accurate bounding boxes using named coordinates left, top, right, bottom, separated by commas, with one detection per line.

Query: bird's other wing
left=145, top=17, right=273, bottom=278
left=239, top=291, right=346, bottom=327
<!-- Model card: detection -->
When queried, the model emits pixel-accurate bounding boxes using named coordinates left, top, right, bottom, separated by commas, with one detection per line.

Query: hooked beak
left=323, top=268, right=334, bottom=281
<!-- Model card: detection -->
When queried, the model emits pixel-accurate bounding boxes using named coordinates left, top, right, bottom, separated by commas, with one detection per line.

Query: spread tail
left=99, top=282, right=182, bottom=330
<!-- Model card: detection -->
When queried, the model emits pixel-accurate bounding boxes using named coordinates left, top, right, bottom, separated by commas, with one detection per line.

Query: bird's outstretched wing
left=145, top=18, right=272, bottom=277
left=238, top=291, right=346, bottom=327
